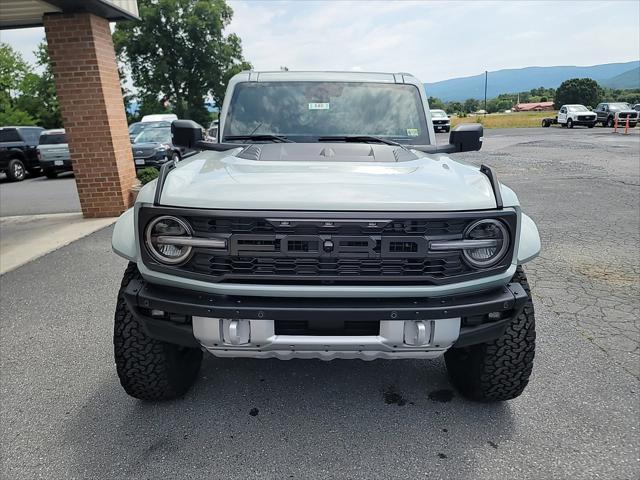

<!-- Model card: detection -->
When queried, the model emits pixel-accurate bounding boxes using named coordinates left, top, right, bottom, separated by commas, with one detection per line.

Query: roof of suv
left=235, top=70, right=419, bottom=84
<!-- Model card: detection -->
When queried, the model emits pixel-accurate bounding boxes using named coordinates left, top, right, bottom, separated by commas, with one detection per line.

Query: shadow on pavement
left=63, top=356, right=516, bottom=479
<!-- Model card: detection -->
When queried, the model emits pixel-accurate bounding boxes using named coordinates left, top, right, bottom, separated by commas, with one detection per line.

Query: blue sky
left=1, top=0, right=639, bottom=83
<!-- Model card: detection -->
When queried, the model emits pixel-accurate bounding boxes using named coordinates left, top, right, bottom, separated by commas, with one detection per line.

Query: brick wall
left=44, top=12, right=136, bottom=218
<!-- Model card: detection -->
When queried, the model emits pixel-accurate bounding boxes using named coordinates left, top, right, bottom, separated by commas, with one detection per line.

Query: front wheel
left=114, top=263, right=202, bottom=401
left=6, top=159, right=26, bottom=181
left=588, top=123, right=595, bottom=128
left=567, top=118, right=573, bottom=129
left=606, top=117, right=614, bottom=128
left=445, top=266, right=536, bottom=402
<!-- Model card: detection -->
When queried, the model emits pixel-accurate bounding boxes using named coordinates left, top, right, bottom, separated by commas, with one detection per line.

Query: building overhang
left=0, top=0, right=139, bottom=30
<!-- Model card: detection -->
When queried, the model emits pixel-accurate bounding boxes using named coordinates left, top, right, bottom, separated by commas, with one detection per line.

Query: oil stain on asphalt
left=428, top=389, right=455, bottom=403
left=382, top=385, right=407, bottom=406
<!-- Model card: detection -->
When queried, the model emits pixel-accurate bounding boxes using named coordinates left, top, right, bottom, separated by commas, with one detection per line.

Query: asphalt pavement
left=1, top=127, right=638, bottom=479
left=0, top=171, right=80, bottom=217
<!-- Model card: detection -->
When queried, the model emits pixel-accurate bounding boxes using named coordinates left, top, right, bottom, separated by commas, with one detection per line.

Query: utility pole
left=484, top=70, right=488, bottom=114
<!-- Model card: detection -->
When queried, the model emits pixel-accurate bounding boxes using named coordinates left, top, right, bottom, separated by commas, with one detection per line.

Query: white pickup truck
left=557, top=104, right=597, bottom=128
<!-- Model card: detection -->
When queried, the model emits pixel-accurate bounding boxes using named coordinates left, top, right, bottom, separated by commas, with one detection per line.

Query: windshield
left=129, top=123, right=144, bottom=135
left=430, top=110, right=447, bottom=118
left=609, top=103, right=630, bottom=111
left=567, top=105, right=589, bottom=112
left=39, top=133, right=67, bottom=145
left=133, top=127, right=171, bottom=144
left=223, top=81, right=429, bottom=144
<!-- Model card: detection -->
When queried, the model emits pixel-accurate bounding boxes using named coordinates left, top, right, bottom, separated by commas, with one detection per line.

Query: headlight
left=462, top=219, right=509, bottom=268
left=145, top=216, right=193, bottom=265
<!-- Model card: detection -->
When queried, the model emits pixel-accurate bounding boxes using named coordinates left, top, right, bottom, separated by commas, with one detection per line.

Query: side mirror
left=171, top=119, right=204, bottom=149
left=448, top=123, right=483, bottom=152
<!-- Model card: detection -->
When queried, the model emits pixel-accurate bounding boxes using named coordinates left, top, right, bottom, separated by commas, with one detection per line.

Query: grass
left=451, top=111, right=555, bottom=129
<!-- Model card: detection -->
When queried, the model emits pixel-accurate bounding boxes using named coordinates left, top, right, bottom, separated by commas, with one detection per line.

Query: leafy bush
left=137, top=167, right=159, bottom=185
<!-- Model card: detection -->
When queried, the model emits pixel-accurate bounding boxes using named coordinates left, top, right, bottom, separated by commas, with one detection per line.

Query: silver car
left=37, top=129, right=72, bottom=179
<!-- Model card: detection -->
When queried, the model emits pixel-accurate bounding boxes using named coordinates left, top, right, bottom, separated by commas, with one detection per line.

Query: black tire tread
left=445, top=266, right=536, bottom=402
left=113, top=263, right=202, bottom=401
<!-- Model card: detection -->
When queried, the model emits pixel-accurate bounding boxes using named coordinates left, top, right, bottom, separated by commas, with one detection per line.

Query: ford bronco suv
left=112, top=71, right=541, bottom=403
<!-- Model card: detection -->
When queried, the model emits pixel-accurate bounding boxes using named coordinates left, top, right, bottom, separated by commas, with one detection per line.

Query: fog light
left=223, top=319, right=251, bottom=345
left=404, top=320, right=430, bottom=346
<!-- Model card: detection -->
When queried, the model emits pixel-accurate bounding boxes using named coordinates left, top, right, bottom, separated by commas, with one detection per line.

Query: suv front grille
left=189, top=253, right=467, bottom=283
left=139, top=209, right=517, bottom=286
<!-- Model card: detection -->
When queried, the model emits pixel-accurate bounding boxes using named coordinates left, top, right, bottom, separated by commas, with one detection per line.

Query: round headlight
left=462, top=219, right=509, bottom=268
left=145, top=215, right=193, bottom=265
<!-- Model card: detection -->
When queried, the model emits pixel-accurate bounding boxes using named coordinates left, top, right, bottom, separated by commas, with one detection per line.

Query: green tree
left=428, top=96, right=446, bottom=110
left=463, top=98, right=479, bottom=113
left=113, top=0, right=251, bottom=125
left=15, top=42, right=62, bottom=128
left=0, top=43, right=34, bottom=125
left=447, top=101, right=463, bottom=114
left=555, top=78, right=603, bottom=109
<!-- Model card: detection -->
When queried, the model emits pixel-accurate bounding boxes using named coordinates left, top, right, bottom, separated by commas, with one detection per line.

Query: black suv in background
left=594, top=103, right=638, bottom=128
left=131, top=124, right=190, bottom=169
left=0, top=126, right=44, bottom=181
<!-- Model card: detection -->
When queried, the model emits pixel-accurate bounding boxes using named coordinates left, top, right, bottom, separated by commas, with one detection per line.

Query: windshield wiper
left=317, top=135, right=404, bottom=147
left=224, top=134, right=292, bottom=143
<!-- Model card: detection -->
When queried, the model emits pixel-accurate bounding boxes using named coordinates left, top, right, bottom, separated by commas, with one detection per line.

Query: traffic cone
left=624, top=116, right=630, bottom=134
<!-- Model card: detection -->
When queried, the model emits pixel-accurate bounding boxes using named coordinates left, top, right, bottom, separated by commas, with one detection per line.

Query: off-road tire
left=567, top=118, right=573, bottom=129
left=606, top=116, right=614, bottom=128
left=114, top=263, right=202, bottom=401
left=6, top=159, right=26, bottom=181
left=445, top=266, right=536, bottom=402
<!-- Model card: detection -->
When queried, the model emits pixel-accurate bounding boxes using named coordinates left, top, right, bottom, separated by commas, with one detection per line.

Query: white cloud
left=0, top=27, right=45, bottom=66
left=0, top=1, right=638, bottom=84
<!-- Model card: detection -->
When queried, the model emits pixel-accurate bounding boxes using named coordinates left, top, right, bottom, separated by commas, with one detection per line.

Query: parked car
left=206, top=120, right=219, bottom=142
left=594, top=102, right=638, bottom=128
left=111, top=71, right=541, bottom=403
left=430, top=109, right=450, bottom=132
left=131, top=124, right=188, bottom=169
left=0, top=126, right=44, bottom=181
left=128, top=121, right=171, bottom=143
left=37, top=129, right=72, bottom=178
left=557, top=104, right=597, bottom=128
left=141, top=114, right=178, bottom=123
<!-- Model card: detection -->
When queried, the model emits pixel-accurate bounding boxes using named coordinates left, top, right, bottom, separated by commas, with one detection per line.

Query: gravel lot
left=1, top=127, right=638, bottom=479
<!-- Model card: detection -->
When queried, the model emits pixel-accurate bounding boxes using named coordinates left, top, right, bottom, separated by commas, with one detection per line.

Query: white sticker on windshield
left=406, top=128, right=419, bottom=137
left=308, top=103, right=330, bottom=110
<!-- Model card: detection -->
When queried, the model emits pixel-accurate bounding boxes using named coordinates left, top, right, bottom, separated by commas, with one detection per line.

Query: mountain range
left=425, top=61, right=640, bottom=101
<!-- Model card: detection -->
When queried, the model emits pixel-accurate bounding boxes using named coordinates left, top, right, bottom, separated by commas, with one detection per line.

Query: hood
left=158, top=143, right=498, bottom=211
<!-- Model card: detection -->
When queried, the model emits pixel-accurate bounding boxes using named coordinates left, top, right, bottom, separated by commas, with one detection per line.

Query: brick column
left=44, top=12, right=136, bottom=218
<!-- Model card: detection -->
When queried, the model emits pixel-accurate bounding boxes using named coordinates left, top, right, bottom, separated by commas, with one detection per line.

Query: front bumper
left=134, top=151, right=170, bottom=169
left=123, top=276, right=528, bottom=359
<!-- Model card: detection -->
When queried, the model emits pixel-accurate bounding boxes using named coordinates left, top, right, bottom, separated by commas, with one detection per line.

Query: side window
left=0, top=128, right=21, bottom=142
left=560, top=107, right=566, bottom=113
left=20, top=129, right=40, bottom=144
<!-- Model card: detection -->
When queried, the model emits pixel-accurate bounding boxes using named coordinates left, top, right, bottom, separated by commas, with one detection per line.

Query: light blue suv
left=112, top=71, right=541, bottom=402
